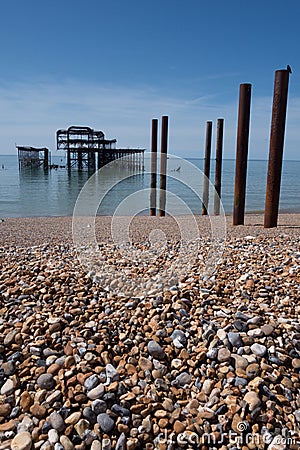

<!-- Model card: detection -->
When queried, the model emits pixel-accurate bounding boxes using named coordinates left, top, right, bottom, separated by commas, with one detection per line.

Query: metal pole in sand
left=150, top=119, right=158, bottom=216
left=158, top=116, right=169, bottom=217
left=233, top=83, right=252, bottom=225
left=202, top=121, right=213, bottom=215
left=264, top=69, right=291, bottom=228
left=214, top=118, right=224, bottom=215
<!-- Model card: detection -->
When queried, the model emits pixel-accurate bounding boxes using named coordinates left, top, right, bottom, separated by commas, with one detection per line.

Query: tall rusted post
left=202, top=121, right=213, bottom=215
left=264, top=69, right=290, bottom=228
left=233, top=83, right=252, bottom=225
left=158, top=116, right=168, bottom=217
left=150, top=119, right=158, bottom=216
left=214, top=118, right=224, bottom=215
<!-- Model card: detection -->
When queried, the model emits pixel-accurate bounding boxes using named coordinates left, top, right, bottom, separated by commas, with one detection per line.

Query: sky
left=0, top=0, right=299, bottom=159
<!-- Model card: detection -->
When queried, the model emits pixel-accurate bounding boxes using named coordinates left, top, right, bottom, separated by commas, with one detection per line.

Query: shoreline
left=0, top=213, right=300, bottom=248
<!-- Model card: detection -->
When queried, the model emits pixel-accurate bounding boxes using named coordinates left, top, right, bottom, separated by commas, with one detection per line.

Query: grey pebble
left=97, top=413, right=115, bottom=433
left=37, top=373, right=55, bottom=390
left=49, top=411, right=65, bottom=432
left=147, top=340, right=166, bottom=360
left=84, top=374, right=100, bottom=391
left=228, top=332, right=243, bottom=348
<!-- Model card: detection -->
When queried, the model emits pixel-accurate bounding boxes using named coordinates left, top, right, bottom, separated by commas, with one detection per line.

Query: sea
left=0, top=153, right=299, bottom=218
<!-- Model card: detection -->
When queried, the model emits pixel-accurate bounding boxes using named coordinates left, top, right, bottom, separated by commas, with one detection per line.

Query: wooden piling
left=233, top=83, right=252, bottom=225
left=214, top=118, right=224, bottom=215
left=202, top=121, right=213, bottom=215
left=264, top=69, right=290, bottom=228
left=150, top=119, right=158, bottom=216
left=158, top=116, right=169, bottom=217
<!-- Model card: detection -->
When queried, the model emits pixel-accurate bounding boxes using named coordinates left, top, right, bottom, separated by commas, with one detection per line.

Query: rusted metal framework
left=17, top=146, right=49, bottom=169
left=56, top=125, right=144, bottom=171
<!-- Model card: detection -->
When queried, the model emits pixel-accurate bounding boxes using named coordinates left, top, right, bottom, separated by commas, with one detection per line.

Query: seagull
left=287, top=64, right=292, bottom=73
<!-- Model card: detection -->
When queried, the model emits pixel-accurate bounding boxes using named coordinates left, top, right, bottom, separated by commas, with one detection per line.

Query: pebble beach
left=0, top=214, right=300, bottom=450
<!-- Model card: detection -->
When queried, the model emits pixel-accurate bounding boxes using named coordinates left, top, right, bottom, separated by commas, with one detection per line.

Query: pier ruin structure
left=17, top=146, right=50, bottom=169
left=56, top=126, right=145, bottom=171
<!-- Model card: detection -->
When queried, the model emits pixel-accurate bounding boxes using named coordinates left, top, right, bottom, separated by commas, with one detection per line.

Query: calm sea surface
left=0, top=154, right=299, bottom=217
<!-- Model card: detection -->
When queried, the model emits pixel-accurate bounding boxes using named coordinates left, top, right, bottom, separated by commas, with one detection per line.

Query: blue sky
left=0, top=0, right=299, bottom=159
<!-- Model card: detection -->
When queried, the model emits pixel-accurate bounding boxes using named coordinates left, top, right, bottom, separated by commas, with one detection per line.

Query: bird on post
left=287, top=64, right=292, bottom=73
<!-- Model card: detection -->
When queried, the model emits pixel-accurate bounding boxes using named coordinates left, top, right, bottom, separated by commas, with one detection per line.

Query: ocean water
left=0, top=153, right=299, bottom=218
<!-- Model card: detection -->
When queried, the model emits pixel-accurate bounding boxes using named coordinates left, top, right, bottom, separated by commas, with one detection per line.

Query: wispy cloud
left=0, top=79, right=299, bottom=159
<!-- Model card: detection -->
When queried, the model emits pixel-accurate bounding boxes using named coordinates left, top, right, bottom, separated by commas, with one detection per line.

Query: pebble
left=11, top=432, right=32, bottom=450
left=170, top=329, right=187, bottom=346
left=0, top=231, right=299, bottom=448
left=29, top=403, right=46, bottom=418
left=97, top=413, right=115, bottom=433
left=115, top=433, right=126, bottom=450
left=147, top=340, right=166, bottom=360
left=48, top=429, right=59, bottom=444
left=217, top=347, right=231, bottom=362
left=228, top=331, right=243, bottom=347
left=92, top=399, right=107, bottom=414
left=251, top=343, right=267, bottom=357
left=0, top=403, right=11, bottom=417
left=74, top=419, right=90, bottom=437
left=49, top=412, right=65, bottom=432
left=36, top=373, right=55, bottom=390
left=0, top=379, right=15, bottom=395
left=91, top=441, right=101, bottom=450
left=174, top=371, right=191, bottom=387
left=4, top=329, right=18, bottom=346
left=106, top=364, right=120, bottom=382
left=261, top=324, right=274, bottom=336
left=65, top=411, right=81, bottom=424
left=244, top=391, right=261, bottom=411
left=59, top=435, right=74, bottom=450
left=87, top=384, right=105, bottom=400
left=84, top=374, right=99, bottom=390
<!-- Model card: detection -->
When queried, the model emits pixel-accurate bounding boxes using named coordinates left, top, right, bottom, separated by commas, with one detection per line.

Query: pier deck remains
left=56, top=126, right=145, bottom=171
left=17, top=146, right=50, bottom=169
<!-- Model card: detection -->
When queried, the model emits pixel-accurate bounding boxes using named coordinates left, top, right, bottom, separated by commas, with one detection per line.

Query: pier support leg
left=233, top=83, right=252, bottom=225
left=97, top=151, right=101, bottom=170
left=67, top=150, right=71, bottom=170
left=44, top=148, right=49, bottom=170
left=78, top=150, right=83, bottom=171
left=150, top=119, right=158, bottom=216
left=214, top=118, right=224, bottom=215
left=264, top=69, right=290, bottom=228
left=202, top=121, right=213, bottom=215
left=88, top=151, right=96, bottom=171
left=158, top=116, right=169, bottom=217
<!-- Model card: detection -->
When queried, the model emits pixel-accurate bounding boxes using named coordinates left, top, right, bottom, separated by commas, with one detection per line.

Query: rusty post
left=202, top=121, right=213, bottom=215
left=150, top=119, right=158, bottom=216
left=158, top=116, right=168, bottom=217
left=214, top=118, right=224, bottom=215
left=233, top=83, right=252, bottom=225
left=264, top=69, right=290, bottom=228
